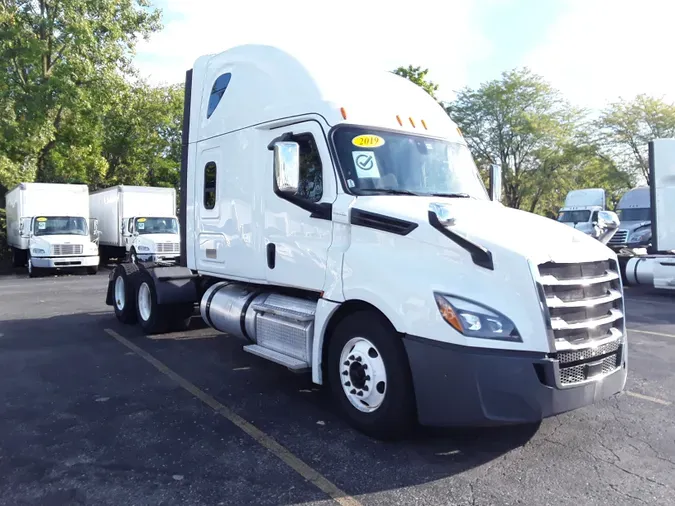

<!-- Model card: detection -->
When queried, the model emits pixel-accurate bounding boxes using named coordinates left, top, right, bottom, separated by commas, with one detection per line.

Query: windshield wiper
left=360, top=189, right=423, bottom=196
left=427, top=192, right=473, bottom=199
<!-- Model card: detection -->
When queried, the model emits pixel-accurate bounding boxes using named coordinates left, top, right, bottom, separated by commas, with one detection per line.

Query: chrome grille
left=557, top=339, right=621, bottom=364
left=156, top=242, right=179, bottom=254
left=52, top=244, right=83, bottom=256
left=608, top=229, right=628, bottom=245
left=559, top=354, right=620, bottom=385
left=537, top=259, right=625, bottom=386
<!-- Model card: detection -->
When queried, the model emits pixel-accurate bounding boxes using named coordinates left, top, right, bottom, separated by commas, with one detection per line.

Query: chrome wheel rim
left=339, top=337, right=387, bottom=413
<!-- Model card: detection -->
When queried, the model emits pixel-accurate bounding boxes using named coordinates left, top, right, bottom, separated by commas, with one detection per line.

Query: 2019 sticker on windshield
left=352, top=135, right=385, bottom=148
left=36, top=217, right=47, bottom=222
left=137, top=218, right=146, bottom=222
left=351, top=150, right=381, bottom=179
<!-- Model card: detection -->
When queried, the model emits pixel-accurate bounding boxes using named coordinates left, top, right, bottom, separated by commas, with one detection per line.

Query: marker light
left=396, top=115, right=403, bottom=126
left=340, top=107, right=347, bottom=120
left=421, top=119, right=428, bottom=130
left=409, top=117, right=416, bottom=128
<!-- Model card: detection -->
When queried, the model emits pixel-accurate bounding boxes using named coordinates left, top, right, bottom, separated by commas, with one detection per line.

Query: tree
left=393, top=65, right=439, bottom=99
left=446, top=68, right=585, bottom=210
left=100, top=82, right=183, bottom=190
left=0, top=0, right=161, bottom=189
left=596, top=94, right=675, bottom=182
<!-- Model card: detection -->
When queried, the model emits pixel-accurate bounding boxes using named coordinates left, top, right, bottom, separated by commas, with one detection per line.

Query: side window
left=207, top=73, right=232, bottom=119
left=204, top=162, right=217, bottom=209
left=295, top=134, right=323, bottom=203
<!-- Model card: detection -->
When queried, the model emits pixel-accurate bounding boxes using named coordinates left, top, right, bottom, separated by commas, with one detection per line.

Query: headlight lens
left=31, top=248, right=45, bottom=255
left=434, top=293, right=521, bottom=341
left=630, top=228, right=651, bottom=243
left=137, top=246, right=151, bottom=252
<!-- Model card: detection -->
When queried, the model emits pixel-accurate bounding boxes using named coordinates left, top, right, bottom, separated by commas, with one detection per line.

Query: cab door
left=262, top=120, right=337, bottom=291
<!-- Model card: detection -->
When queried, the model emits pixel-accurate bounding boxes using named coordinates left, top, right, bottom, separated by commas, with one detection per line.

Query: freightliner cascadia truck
left=105, top=45, right=627, bottom=439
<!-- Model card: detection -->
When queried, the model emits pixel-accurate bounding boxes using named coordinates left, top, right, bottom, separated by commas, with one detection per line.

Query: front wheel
left=27, top=253, right=41, bottom=278
left=327, top=311, right=416, bottom=440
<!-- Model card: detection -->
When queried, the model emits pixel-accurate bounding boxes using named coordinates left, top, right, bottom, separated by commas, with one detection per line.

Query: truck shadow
left=0, top=310, right=539, bottom=504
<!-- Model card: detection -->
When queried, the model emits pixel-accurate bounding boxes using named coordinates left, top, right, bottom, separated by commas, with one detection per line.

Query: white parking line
left=628, top=328, right=675, bottom=339
left=626, top=391, right=672, bottom=406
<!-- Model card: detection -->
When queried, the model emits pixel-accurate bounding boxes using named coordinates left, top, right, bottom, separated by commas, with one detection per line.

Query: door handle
left=267, top=243, right=276, bottom=269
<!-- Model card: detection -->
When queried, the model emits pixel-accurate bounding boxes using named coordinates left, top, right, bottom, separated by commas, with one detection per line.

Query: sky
left=134, top=0, right=675, bottom=110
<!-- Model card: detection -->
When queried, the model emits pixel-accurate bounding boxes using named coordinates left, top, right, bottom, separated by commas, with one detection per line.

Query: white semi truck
left=105, top=45, right=627, bottom=439
left=5, top=182, right=100, bottom=277
left=608, top=186, right=651, bottom=256
left=90, top=185, right=180, bottom=264
left=557, top=188, right=606, bottom=237
left=626, top=139, right=675, bottom=290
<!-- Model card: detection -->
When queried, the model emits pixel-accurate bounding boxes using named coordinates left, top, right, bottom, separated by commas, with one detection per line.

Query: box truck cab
left=5, top=183, right=100, bottom=277
left=557, top=188, right=607, bottom=237
left=105, top=45, right=627, bottom=439
left=608, top=186, right=651, bottom=255
left=90, top=185, right=180, bottom=264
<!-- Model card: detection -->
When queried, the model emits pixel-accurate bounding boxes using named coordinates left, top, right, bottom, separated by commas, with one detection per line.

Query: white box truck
left=89, top=185, right=180, bottom=264
left=557, top=188, right=607, bottom=237
left=626, top=139, right=675, bottom=290
left=5, top=183, right=100, bottom=277
left=104, top=45, right=627, bottom=439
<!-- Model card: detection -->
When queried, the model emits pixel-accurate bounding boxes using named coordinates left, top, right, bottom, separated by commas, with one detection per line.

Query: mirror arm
left=267, top=132, right=294, bottom=150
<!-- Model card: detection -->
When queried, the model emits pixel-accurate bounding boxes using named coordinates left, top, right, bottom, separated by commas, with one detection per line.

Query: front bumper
left=137, top=252, right=179, bottom=263
left=403, top=335, right=627, bottom=427
left=31, top=255, right=99, bottom=269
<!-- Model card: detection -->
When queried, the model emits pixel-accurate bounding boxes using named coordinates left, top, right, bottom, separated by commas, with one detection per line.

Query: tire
left=87, top=265, right=99, bottom=275
left=112, top=263, right=139, bottom=324
left=327, top=310, right=416, bottom=440
left=27, top=253, right=41, bottom=278
left=135, top=272, right=168, bottom=334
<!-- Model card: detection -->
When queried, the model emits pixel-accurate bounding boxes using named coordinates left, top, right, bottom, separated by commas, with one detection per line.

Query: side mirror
left=595, top=210, right=620, bottom=244
left=19, top=217, right=32, bottom=238
left=93, top=218, right=99, bottom=232
left=273, top=142, right=300, bottom=195
left=489, top=164, right=502, bottom=202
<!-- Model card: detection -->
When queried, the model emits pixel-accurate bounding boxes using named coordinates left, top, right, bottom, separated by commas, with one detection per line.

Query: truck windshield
left=135, top=217, right=178, bottom=235
left=558, top=210, right=591, bottom=223
left=331, top=126, right=489, bottom=199
left=618, top=208, right=650, bottom=222
left=34, top=216, right=88, bottom=236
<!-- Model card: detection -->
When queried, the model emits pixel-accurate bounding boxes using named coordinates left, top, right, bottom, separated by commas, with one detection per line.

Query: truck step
left=243, top=344, right=310, bottom=372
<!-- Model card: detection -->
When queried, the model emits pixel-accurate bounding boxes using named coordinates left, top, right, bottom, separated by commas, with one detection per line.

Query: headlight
left=630, top=228, right=651, bottom=243
left=433, top=293, right=521, bottom=341
left=137, top=246, right=151, bottom=252
left=31, top=248, right=45, bottom=255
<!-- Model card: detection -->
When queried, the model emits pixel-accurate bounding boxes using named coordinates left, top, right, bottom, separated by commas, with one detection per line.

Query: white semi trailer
left=104, top=45, right=627, bottom=439
left=626, top=139, right=675, bottom=290
left=90, top=185, right=180, bottom=264
left=5, top=183, right=100, bottom=277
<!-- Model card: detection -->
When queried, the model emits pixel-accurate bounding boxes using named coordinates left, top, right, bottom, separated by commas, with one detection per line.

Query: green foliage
left=596, top=94, right=675, bottom=182
left=393, top=65, right=439, bottom=99
left=445, top=68, right=632, bottom=212
left=0, top=0, right=162, bottom=189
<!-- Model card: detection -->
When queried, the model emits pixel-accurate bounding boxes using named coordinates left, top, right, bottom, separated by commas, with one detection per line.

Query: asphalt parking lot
left=1, top=268, right=674, bottom=506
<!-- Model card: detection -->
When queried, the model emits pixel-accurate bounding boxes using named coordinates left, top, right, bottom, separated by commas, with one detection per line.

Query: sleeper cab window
left=204, top=162, right=217, bottom=209
left=206, top=73, right=232, bottom=119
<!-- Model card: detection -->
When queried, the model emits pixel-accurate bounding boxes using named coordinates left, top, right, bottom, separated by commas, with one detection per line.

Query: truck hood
left=352, top=196, right=614, bottom=265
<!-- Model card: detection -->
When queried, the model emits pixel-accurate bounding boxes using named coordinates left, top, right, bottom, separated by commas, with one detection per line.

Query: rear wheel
left=135, top=273, right=192, bottom=334
left=327, top=311, right=416, bottom=440
left=112, top=263, right=139, bottom=324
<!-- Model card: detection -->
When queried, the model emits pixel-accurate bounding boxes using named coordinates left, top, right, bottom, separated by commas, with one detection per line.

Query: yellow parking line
left=104, top=328, right=361, bottom=506
left=628, top=328, right=675, bottom=339
left=626, top=391, right=672, bottom=406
